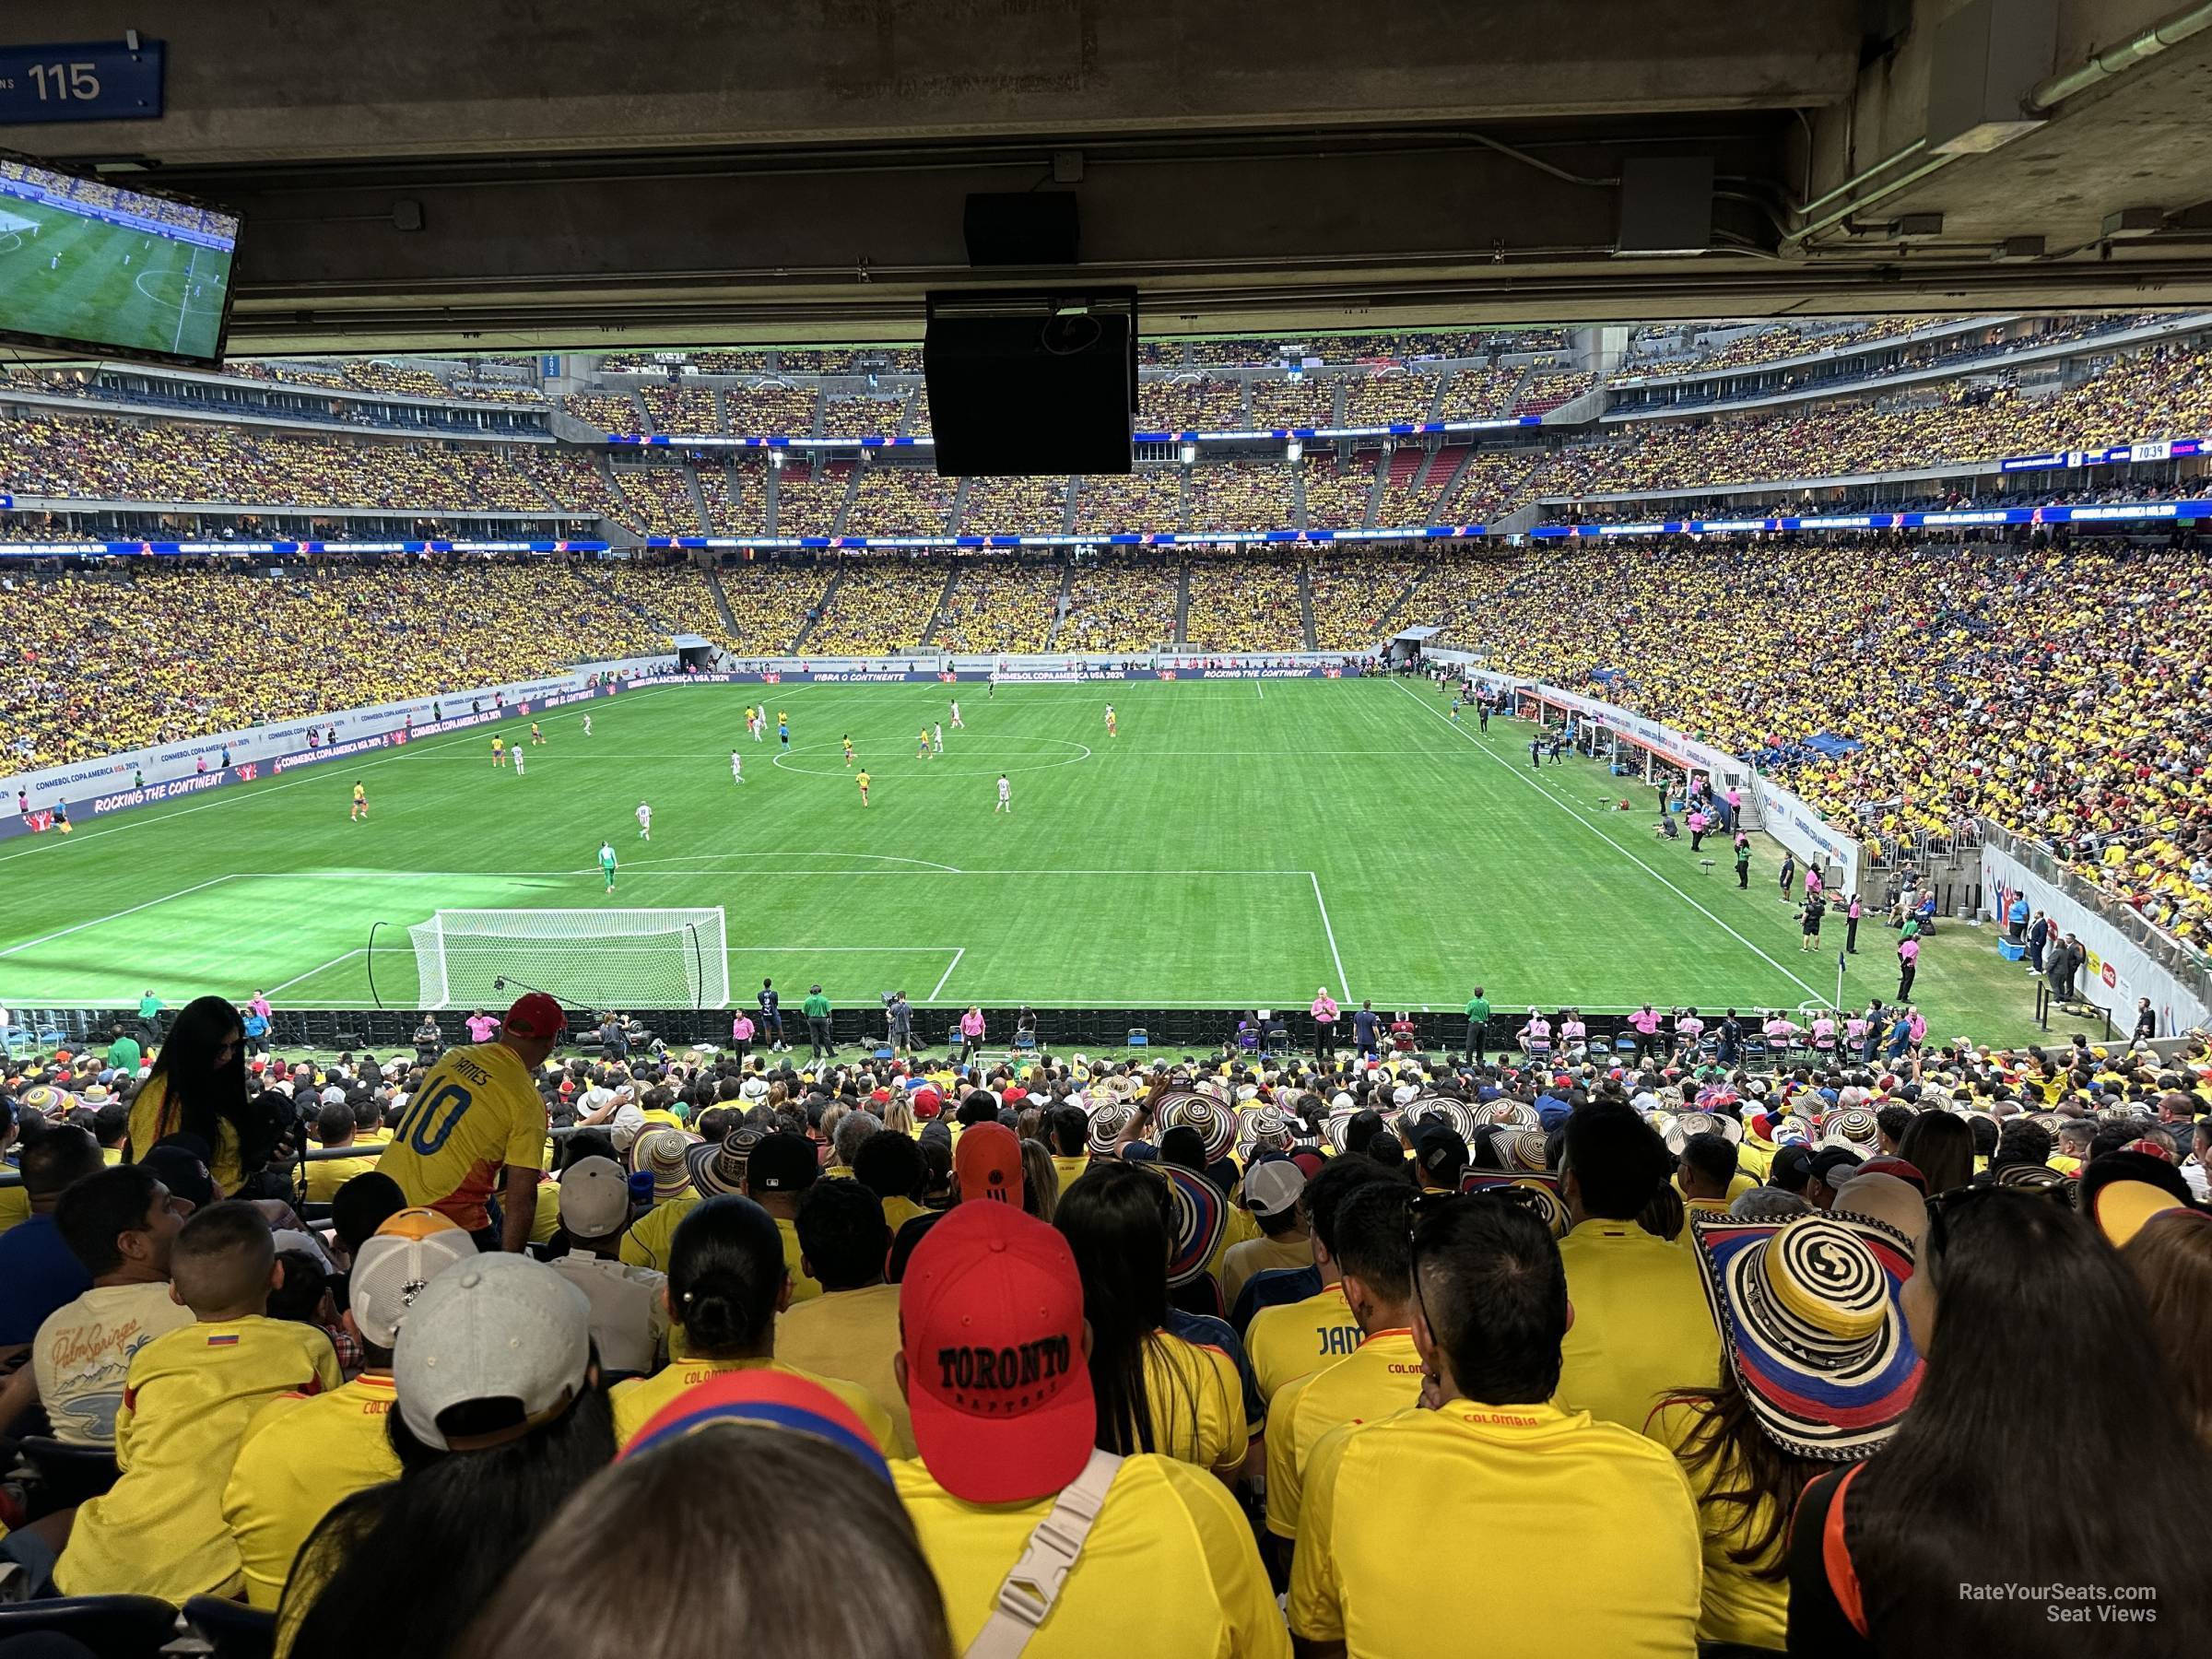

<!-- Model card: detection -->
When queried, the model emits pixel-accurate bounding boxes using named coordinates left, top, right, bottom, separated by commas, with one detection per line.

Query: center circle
left=771, top=735, right=1094, bottom=778
left=133, top=268, right=224, bottom=315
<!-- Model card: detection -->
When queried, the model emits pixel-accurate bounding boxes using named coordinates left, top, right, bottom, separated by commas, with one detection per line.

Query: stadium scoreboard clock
left=0, top=40, right=165, bottom=124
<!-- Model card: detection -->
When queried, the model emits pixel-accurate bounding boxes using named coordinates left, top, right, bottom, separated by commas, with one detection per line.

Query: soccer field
left=0, top=678, right=2044, bottom=1041
left=0, top=199, right=229, bottom=360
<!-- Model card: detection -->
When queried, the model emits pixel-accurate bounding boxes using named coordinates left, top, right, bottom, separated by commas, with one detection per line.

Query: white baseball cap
left=393, top=1254, right=592, bottom=1451
left=558, top=1156, right=631, bottom=1241
left=347, top=1208, right=479, bottom=1349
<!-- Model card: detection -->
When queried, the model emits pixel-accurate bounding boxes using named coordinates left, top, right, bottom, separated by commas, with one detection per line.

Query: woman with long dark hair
left=276, top=1256, right=618, bottom=1659
left=1788, top=1191, right=2212, bottom=1656
left=1892, top=1112, right=1973, bottom=1197
left=125, top=994, right=262, bottom=1193
left=1053, top=1160, right=1243, bottom=1476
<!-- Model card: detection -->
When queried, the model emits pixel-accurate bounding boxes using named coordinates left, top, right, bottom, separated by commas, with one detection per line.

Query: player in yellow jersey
left=530, top=722, right=544, bottom=745
left=856, top=769, right=872, bottom=806
left=917, top=727, right=931, bottom=759
left=350, top=782, right=368, bottom=822
left=1105, top=703, right=1117, bottom=737
left=491, top=735, right=506, bottom=768
left=843, top=735, right=855, bottom=768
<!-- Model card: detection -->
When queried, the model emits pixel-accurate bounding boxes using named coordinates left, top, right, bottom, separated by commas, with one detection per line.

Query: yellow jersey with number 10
left=376, top=1042, right=547, bottom=1233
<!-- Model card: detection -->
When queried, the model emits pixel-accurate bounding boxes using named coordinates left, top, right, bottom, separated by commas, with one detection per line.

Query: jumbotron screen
left=0, top=151, right=240, bottom=368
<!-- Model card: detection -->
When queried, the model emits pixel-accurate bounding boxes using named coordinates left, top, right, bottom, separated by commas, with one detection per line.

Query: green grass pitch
left=0, top=199, right=229, bottom=360
left=0, top=678, right=2045, bottom=1042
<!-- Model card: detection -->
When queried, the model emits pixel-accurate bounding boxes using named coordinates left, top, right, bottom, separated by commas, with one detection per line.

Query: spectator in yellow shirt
left=607, top=1194, right=893, bottom=1453
left=777, top=1174, right=912, bottom=1456
left=1289, top=1194, right=1702, bottom=1657
left=893, top=1198, right=1288, bottom=1657
left=1244, top=1158, right=1399, bottom=1406
left=304, top=1100, right=380, bottom=1204
left=222, top=1207, right=478, bottom=1608
left=53, top=1201, right=344, bottom=1602
left=1055, top=1161, right=1244, bottom=1477
left=377, top=991, right=568, bottom=1251
left=1555, top=1102, right=1723, bottom=1430
left=124, top=994, right=264, bottom=1196
left=276, top=1253, right=613, bottom=1659
left=1265, top=1181, right=1425, bottom=1548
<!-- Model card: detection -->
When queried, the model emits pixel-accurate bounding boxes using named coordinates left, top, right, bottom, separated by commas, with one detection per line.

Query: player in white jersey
left=636, top=800, right=653, bottom=840
left=731, top=749, right=745, bottom=783
left=949, top=699, right=963, bottom=729
left=995, top=774, right=1011, bottom=814
left=932, top=723, right=945, bottom=755
left=512, top=747, right=526, bottom=778
left=582, top=712, right=594, bottom=736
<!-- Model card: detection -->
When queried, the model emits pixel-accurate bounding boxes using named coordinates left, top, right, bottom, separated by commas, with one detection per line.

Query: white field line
left=0, top=875, right=235, bottom=959
left=1310, top=871, right=1348, bottom=1001
left=265, top=947, right=365, bottom=995
left=1386, top=677, right=1827, bottom=1004
left=929, top=947, right=967, bottom=1001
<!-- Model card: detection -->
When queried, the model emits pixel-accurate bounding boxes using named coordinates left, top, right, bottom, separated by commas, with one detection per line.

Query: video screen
left=0, top=152, right=240, bottom=368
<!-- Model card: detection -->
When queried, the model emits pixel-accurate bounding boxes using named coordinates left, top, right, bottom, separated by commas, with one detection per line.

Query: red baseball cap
left=504, top=992, right=569, bottom=1041
left=900, top=1202, right=1093, bottom=1502
left=911, top=1085, right=942, bottom=1119
left=954, top=1122, right=1023, bottom=1206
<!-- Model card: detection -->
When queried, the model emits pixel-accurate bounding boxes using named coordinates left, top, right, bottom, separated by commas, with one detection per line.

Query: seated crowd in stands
left=1, top=988, right=2207, bottom=1655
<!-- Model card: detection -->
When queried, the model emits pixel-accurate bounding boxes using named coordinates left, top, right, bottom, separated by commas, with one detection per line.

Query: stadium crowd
left=0, top=561, right=661, bottom=769
left=0, top=990, right=2206, bottom=1656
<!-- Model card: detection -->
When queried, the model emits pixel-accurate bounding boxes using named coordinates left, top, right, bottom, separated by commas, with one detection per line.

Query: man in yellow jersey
left=1289, top=1196, right=1702, bottom=1658
left=856, top=768, right=871, bottom=806
left=378, top=992, right=568, bottom=1253
left=1554, top=1103, right=1722, bottom=1430
left=892, top=1200, right=1288, bottom=1658
left=221, top=1208, right=476, bottom=1608
left=776, top=1176, right=912, bottom=1456
left=303, top=1100, right=379, bottom=1204
left=490, top=734, right=505, bottom=768
left=742, top=1133, right=823, bottom=1302
left=1244, top=1159, right=1395, bottom=1406
left=1265, top=1182, right=1425, bottom=1551
left=349, top=782, right=367, bottom=822
left=53, top=1203, right=344, bottom=1603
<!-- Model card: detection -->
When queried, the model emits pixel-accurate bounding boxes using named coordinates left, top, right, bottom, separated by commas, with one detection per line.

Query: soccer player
left=743, top=704, right=755, bottom=738
left=599, top=841, right=618, bottom=893
left=995, top=773, right=1011, bottom=815
left=856, top=769, right=872, bottom=806
left=635, top=800, right=652, bottom=841
left=1451, top=696, right=1462, bottom=724
left=917, top=727, right=931, bottom=759
left=730, top=748, right=745, bottom=784
left=949, top=699, right=963, bottom=729
left=55, top=802, right=71, bottom=835
left=778, top=712, right=790, bottom=747
left=582, top=712, right=593, bottom=736
left=350, top=782, right=368, bottom=822
left=933, top=723, right=945, bottom=755
left=511, top=747, right=525, bottom=778
left=1104, top=703, right=1116, bottom=737
left=842, top=735, right=855, bottom=768
left=987, top=670, right=997, bottom=700
left=491, top=735, right=506, bottom=768
left=530, top=722, right=544, bottom=746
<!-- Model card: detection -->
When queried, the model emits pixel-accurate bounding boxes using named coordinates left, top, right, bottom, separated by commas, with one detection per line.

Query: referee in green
left=1464, top=986, right=1490, bottom=1065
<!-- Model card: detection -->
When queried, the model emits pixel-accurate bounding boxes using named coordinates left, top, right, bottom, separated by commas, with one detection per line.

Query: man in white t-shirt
left=635, top=800, right=652, bottom=840
left=5, top=1165, right=194, bottom=1445
left=547, top=1157, right=666, bottom=1374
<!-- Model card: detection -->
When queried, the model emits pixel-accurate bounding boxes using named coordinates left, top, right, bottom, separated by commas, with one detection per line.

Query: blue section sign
left=0, top=41, right=165, bottom=124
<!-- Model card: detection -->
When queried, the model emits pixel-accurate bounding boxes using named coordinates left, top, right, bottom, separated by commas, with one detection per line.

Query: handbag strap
left=961, top=1450, right=1124, bottom=1659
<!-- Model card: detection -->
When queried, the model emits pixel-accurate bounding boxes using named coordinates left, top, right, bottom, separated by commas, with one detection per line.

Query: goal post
left=407, top=908, right=728, bottom=1011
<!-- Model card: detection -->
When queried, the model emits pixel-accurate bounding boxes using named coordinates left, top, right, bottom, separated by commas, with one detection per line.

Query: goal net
left=407, top=908, right=728, bottom=1011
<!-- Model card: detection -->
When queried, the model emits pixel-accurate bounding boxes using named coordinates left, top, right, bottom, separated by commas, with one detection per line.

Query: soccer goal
left=406, top=908, right=728, bottom=1011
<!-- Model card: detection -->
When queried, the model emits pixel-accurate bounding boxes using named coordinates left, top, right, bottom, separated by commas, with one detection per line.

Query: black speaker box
left=924, top=290, right=1136, bottom=477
